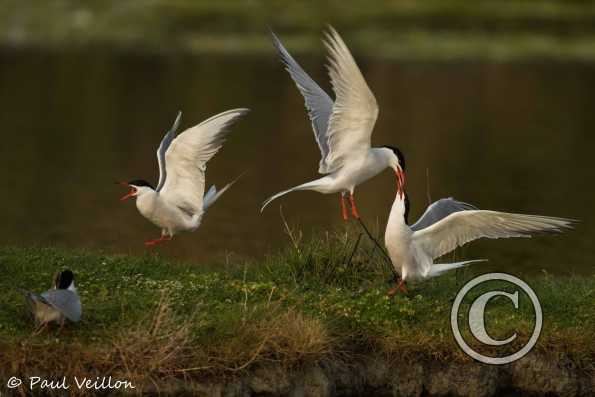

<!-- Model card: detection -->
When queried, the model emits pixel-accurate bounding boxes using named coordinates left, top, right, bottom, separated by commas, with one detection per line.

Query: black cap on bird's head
left=127, top=179, right=154, bottom=189
left=55, top=269, right=75, bottom=290
left=118, top=179, right=154, bottom=201
left=382, top=145, right=406, bottom=171
left=382, top=145, right=406, bottom=198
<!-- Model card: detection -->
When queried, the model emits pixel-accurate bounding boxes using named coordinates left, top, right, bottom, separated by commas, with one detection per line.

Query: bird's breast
left=385, top=224, right=413, bottom=267
left=136, top=194, right=159, bottom=219
left=136, top=194, right=177, bottom=229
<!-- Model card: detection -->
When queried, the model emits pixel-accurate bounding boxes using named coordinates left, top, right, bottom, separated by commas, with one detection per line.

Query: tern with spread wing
left=385, top=188, right=576, bottom=295
left=261, top=28, right=405, bottom=220
left=120, top=109, right=249, bottom=246
left=23, top=269, right=82, bottom=327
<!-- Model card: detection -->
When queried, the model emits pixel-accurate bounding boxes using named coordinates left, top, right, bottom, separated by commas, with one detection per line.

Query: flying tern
left=261, top=28, right=405, bottom=220
left=23, top=269, right=82, bottom=326
left=385, top=191, right=576, bottom=295
left=120, top=109, right=249, bottom=246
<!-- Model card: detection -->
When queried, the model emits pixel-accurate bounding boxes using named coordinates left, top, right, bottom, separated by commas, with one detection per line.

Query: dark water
left=0, top=49, right=593, bottom=275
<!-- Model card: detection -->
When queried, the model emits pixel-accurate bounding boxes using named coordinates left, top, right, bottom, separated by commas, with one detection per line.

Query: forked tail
left=11, top=286, right=31, bottom=296
left=203, top=172, right=245, bottom=211
left=260, top=178, right=330, bottom=213
left=429, top=259, right=487, bottom=278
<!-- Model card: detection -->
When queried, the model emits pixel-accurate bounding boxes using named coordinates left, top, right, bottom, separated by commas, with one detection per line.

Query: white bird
left=261, top=27, right=405, bottom=220
left=120, top=109, right=249, bottom=246
left=385, top=191, right=576, bottom=295
left=23, top=269, right=82, bottom=327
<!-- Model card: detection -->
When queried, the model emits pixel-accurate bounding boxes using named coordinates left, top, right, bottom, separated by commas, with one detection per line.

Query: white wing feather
left=413, top=210, right=575, bottom=260
left=271, top=31, right=334, bottom=174
left=322, top=26, right=379, bottom=173
left=159, top=109, right=249, bottom=215
left=156, top=111, right=182, bottom=192
left=411, top=198, right=477, bottom=231
left=40, top=290, right=82, bottom=322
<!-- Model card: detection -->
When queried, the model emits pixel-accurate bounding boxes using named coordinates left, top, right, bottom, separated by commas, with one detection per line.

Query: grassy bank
left=1, top=229, right=594, bottom=391
left=4, top=1, right=595, bottom=60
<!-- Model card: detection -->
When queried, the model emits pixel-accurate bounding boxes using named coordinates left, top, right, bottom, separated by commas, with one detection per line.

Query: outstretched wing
left=271, top=31, right=334, bottom=174
left=322, top=26, right=379, bottom=173
left=41, top=290, right=82, bottom=322
left=160, top=109, right=249, bottom=215
left=411, top=198, right=478, bottom=231
left=156, top=111, right=182, bottom=192
left=413, top=210, right=576, bottom=260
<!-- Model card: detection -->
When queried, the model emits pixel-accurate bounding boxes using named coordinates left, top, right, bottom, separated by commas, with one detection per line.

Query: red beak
left=396, top=169, right=406, bottom=199
left=118, top=182, right=136, bottom=201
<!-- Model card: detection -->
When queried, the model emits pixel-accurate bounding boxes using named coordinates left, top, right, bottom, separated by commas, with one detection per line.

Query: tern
left=261, top=28, right=405, bottom=220
left=23, top=269, right=82, bottom=327
left=385, top=191, right=576, bottom=295
left=120, top=109, right=249, bottom=246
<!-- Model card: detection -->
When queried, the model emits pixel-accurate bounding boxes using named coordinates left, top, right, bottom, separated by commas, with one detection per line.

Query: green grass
left=5, top=0, right=595, bottom=60
left=1, top=228, right=594, bottom=386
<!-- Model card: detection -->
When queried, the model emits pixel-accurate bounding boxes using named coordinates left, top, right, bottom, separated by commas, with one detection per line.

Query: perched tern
left=120, top=109, right=249, bottom=246
left=385, top=192, right=576, bottom=295
left=23, top=269, right=82, bottom=326
left=261, top=28, right=405, bottom=220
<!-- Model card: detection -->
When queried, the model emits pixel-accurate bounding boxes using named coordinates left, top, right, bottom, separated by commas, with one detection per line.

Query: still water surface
left=0, top=50, right=593, bottom=275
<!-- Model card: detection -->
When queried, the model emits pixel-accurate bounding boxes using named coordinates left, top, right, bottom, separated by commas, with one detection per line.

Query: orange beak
left=118, top=182, right=137, bottom=201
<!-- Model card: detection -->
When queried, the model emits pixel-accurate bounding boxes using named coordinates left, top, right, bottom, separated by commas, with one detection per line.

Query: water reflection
left=0, top=50, right=592, bottom=274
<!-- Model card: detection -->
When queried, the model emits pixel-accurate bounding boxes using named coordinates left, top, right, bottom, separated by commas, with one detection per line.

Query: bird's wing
left=41, top=290, right=82, bottom=322
left=159, top=109, right=249, bottom=215
left=413, top=210, right=576, bottom=260
left=271, top=31, right=334, bottom=174
left=411, top=198, right=478, bottom=231
left=156, top=111, right=182, bottom=192
left=25, top=292, right=48, bottom=306
left=321, top=26, right=379, bottom=173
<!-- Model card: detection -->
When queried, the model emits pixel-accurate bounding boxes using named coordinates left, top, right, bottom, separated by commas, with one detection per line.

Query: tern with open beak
left=120, top=109, right=249, bottom=246
left=261, top=27, right=405, bottom=220
left=385, top=180, right=576, bottom=295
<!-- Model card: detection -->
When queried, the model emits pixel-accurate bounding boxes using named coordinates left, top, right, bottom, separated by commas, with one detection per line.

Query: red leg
left=349, top=193, right=360, bottom=219
left=387, top=279, right=408, bottom=296
left=144, top=238, right=159, bottom=247
left=340, top=194, right=349, bottom=221
left=144, top=235, right=172, bottom=247
left=398, top=279, right=408, bottom=294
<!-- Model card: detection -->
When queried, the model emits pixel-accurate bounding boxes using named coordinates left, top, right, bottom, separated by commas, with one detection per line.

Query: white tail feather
left=428, top=259, right=487, bottom=278
left=260, top=178, right=330, bottom=212
left=203, top=173, right=244, bottom=210
left=260, top=187, right=297, bottom=212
